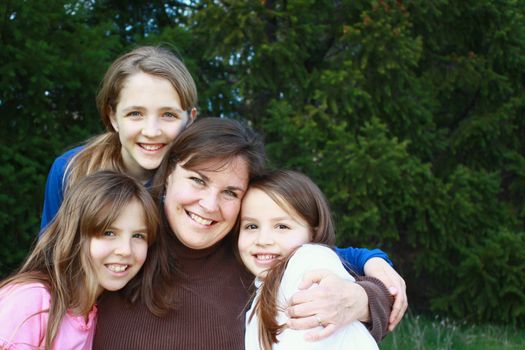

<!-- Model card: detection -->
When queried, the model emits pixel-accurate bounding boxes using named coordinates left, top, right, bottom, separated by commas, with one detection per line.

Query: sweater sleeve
left=355, top=275, right=393, bottom=342
left=334, top=246, right=393, bottom=275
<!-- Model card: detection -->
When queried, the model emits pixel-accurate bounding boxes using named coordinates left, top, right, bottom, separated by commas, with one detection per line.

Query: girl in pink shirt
left=0, top=171, right=159, bottom=349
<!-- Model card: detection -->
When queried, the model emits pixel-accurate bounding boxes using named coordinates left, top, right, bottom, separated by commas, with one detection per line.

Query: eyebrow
left=240, top=216, right=292, bottom=222
left=121, top=106, right=185, bottom=114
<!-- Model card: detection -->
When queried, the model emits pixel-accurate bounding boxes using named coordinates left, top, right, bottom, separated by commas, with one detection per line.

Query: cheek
left=237, top=233, right=251, bottom=254
left=163, top=122, right=187, bottom=141
left=134, top=242, right=149, bottom=265
left=89, top=238, right=108, bottom=262
left=223, top=201, right=241, bottom=222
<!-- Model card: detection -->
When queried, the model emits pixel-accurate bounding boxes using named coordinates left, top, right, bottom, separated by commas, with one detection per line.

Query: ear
left=109, top=107, right=119, bottom=132
left=187, top=107, right=197, bottom=126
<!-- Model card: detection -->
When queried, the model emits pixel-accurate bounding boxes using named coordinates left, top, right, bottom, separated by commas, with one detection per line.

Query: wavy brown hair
left=147, top=117, right=266, bottom=308
left=0, top=171, right=159, bottom=349
left=64, top=45, right=198, bottom=193
left=242, top=170, right=336, bottom=349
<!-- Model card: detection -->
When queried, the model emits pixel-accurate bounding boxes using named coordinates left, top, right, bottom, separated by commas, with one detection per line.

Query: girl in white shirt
left=238, top=170, right=382, bottom=350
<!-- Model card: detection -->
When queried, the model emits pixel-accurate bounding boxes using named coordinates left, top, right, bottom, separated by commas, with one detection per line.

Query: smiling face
left=89, top=198, right=149, bottom=297
left=238, top=188, right=312, bottom=278
left=110, top=72, right=196, bottom=182
left=164, top=156, right=249, bottom=250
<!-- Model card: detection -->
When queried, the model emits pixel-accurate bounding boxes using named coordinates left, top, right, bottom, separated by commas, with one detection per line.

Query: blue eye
left=126, top=111, right=142, bottom=118
left=103, top=230, right=115, bottom=237
left=163, top=112, right=179, bottom=119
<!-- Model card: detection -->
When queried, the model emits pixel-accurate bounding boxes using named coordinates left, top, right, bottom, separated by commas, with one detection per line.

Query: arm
left=364, top=257, right=407, bottom=330
left=335, top=246, right=407, bottom=330
left=334, top=246, right=392, bottom=275
left=0, top=283, right=49, bottom=348
left=355, top=275, right=393, bottom=341
left=40, top=146, right=82, bottom=233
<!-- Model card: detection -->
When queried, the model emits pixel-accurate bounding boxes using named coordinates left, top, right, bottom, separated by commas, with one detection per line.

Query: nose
left=255, top=227, right=274, bottom=246
left=141, top=116, right=161, bottom=138
left=199, top=191, right=219, bottom=213
left=114, top=236, right=132, bottom=256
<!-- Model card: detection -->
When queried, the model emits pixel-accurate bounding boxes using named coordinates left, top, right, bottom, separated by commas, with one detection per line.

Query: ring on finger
left=314, top=315, right=323, bottom=327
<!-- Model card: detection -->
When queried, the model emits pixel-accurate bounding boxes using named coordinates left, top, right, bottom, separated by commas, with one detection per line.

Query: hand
left=286, top=269, right=369, bottom=341
left=363, top=257, right=408, bottom=330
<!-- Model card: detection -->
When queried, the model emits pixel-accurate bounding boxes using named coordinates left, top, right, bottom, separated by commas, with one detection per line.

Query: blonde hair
left=242, top=170, right=336, bottom=350
left=65, top=45, right=198, bottom=193
left=0, top=171, right=159, bottom=349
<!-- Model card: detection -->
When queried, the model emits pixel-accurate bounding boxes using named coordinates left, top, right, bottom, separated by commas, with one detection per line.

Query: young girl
left=238, top=170, right=393, bottom=350
left=1, top=171, right=159, bottom=349
left=40, top=45, right=198, bottom=230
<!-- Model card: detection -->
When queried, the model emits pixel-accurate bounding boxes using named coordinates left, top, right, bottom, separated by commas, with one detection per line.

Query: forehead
left=242, top=188, right=286, bottom=214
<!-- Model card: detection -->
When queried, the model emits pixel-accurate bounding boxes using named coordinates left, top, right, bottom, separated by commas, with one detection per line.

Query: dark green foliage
left=0, top=0, right=523, bottom=325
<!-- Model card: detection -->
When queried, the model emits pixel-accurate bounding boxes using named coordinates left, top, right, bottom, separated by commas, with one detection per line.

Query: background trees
left=1, top=0, right=524, bottom=325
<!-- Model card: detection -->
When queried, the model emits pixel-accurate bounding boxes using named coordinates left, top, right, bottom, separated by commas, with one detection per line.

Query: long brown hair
left=148, top=117, right=266, bottom=306
left=245, top=170, right=336, bottom=349
left=64, top=45, right=198, bottom=193
left=0, top=171, right=159, bottom=349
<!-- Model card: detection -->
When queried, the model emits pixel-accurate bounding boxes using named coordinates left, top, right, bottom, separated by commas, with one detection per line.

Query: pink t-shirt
left=0, top=282, right=97, bottom=349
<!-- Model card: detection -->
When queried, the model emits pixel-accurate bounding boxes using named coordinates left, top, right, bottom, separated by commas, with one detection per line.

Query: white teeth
left=107, top=264, right=128, bottom=272
left=189, top=212, right=213, bottom=226
left=256, top=254, right=277, bottom=261
left=141, top=144, right=162, bottom=151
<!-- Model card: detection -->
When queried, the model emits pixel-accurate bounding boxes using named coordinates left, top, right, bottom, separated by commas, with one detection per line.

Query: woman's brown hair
left=146, top=117, right=266, bottom=309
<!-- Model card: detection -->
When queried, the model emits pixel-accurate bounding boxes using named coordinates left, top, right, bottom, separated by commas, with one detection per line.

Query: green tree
left=1, top=0, right=524, bottom=325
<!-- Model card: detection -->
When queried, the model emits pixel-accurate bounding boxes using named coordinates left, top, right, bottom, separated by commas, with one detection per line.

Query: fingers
left=287, top=314, right=321, bottom=330
left=297, top=269, right=331, bottom=290
left=303, top=324, right=337, bottom=341
left=288, top=288, right=315, bottom=308
left=388, top=286, right=408, bottom=331
left=287, top=315, right=338, bottom=341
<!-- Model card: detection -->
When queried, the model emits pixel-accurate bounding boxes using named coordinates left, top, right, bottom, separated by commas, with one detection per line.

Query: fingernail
left=388, top=287, right=397, bottom=294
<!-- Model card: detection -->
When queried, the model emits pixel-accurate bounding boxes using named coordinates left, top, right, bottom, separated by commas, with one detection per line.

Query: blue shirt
left=40, top=145, right=84, bottom=232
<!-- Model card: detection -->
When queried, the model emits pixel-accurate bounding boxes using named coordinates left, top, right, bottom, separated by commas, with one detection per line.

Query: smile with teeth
left=188, top=212, right=214, bottom=226
left=139, top=143, right=163, bottom=151
left=255, top=254, right=278, bottom=261
left=106, top=264, right=129, bottom=273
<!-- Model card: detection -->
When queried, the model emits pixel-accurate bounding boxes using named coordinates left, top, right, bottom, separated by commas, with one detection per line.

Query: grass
left=381, top=313, right=525, bottom=350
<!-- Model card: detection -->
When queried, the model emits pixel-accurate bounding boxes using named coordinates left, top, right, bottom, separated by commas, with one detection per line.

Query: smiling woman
left=164, top=156, right=249, bottom=249
left=93, top=117, right=266, bottom=350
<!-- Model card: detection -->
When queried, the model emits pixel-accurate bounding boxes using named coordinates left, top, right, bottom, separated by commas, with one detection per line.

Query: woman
left=93, top=118, right=393, bottom=349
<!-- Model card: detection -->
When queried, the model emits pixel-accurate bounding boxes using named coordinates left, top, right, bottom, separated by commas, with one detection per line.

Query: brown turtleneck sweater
left=93, top=238, right=391, bottom=349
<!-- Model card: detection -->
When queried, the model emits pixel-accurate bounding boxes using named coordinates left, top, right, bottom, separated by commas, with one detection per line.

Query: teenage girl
left=40, top=45, right=198, bottom=230
left=0, top=171, right=159, bottom=349
left=238, top=170, right=393, bottom=349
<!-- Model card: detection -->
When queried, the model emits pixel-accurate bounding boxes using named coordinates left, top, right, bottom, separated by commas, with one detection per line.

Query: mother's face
left=164, top=156, right=249, bottom=249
